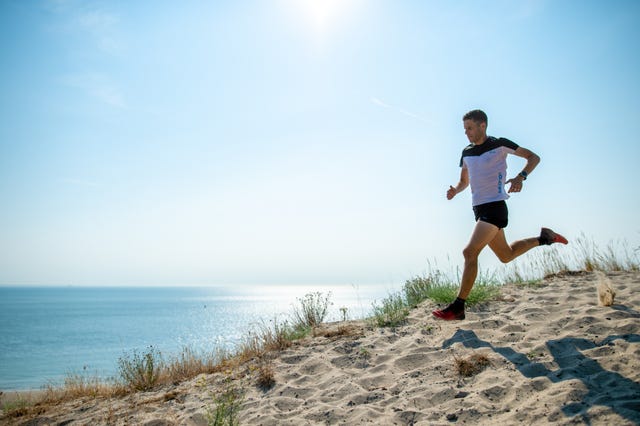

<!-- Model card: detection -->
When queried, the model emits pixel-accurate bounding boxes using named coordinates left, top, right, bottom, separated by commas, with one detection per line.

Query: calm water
left=0, top=284, right=389, bottom=390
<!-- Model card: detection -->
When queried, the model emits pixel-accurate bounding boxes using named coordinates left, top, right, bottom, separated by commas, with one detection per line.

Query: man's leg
left=488, top=229, right=539, bottom=264
left=433, top=225, right=569, bottom=321
left=489, top=227, right=569, bottom=263
left=458, top=221, right=501, bottom=299
left=433, top=220, right=499, bottom=320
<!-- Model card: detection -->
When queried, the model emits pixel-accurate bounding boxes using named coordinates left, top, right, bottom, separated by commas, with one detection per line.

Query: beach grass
left=3, top=234, right=639, bottom=420
left=1, top=396, right=32, bottom=418
left=255, top=358, right=276, bottom=390
left=205, top=375, right=244, bottom=426
left=371, top=266, right=501, bottom=328
left=164, top=347, right=225, bottom=384
left=371, top=292, right=410, bottom=327
left=118, top=346, right=163, bottom=391
left=292, top=291, right=333, bottom=328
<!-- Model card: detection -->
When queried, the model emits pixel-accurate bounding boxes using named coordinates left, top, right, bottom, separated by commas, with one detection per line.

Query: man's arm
left=506, top=147, right=540, bottom=193
left=447, top=166, right=469, bottom=200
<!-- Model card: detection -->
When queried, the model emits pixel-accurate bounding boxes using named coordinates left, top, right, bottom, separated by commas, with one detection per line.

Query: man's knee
left=463, top=246, right=480, bottom=261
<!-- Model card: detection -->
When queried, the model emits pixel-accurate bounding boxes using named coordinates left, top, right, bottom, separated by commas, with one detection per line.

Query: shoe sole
left=553, top=233, right=569, bottom=244
left=432, top=310, right=465, bottom=321
left=541, top=227, right=569, bottom=245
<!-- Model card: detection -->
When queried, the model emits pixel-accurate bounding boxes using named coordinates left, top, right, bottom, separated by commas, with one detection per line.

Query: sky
left=1, top=0, right=639, bottom=286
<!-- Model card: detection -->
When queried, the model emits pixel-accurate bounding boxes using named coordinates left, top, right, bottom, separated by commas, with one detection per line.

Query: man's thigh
left=488, top=229, right=512, bottom=261
left=465, top=220, right=500, bottom=255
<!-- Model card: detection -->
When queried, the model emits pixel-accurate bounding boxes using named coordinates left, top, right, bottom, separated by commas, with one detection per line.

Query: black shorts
left=473, top=200, right=509, bottom=229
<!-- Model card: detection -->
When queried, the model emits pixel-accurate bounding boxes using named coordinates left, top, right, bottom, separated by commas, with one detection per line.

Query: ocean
left=0, top=284, right=390, bottom=391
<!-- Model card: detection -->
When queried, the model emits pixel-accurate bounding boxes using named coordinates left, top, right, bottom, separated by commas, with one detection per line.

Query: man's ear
left=480, top=122, right=487, bottom=132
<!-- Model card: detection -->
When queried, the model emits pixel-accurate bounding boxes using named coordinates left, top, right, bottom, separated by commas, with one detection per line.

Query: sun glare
left=306, top=0, right=342, bottom=32
left=284, top=0, right=362, bottom=41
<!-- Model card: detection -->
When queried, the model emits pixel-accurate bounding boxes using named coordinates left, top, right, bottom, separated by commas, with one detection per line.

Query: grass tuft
left=292, top=292, right=333, bottom=328
left=118, top=346, right=163, bottom=391
left=371, top=293, right=410, bottom=327
left=206, top=379, right=244, bottom=426
left=454, top=353, right=491, bottom=377
left=1, top=396, right=33, bottom=418
left=255, top=359, right=276, bottom=391
left=164, top=347, right=225, bottom=384
left=371, top=268, right=501, bottom=328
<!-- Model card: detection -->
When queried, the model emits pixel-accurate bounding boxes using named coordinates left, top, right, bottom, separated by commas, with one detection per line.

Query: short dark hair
left=463, top=109, right=488, bottom=125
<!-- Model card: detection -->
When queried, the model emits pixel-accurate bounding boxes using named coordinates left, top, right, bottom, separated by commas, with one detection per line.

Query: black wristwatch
left=519, top=171, right=528, bottom=180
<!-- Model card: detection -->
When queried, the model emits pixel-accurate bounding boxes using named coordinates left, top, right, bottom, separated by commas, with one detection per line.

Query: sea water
left=0, top=284, right=390, bottom=390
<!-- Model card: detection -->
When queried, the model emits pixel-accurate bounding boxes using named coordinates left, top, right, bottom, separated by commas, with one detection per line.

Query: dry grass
left=504, top=235, right=640, bottom=284
left=454, top=353, right=491, bottom=377
left=255, top=359, right=276, bottom=390
left=315, top=323, right=365, bottom=339
left=163, top=347, right=227, bottom=384
left=43, top=374, right=127, bottom=402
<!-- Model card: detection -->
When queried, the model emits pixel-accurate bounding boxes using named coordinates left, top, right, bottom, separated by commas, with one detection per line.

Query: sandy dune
left=2, top=270, right=639, bottom=425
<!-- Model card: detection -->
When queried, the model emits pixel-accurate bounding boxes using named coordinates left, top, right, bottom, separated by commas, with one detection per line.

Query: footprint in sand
left=299, top=360, right=331, bottom=376
left=393, top=353, right=431, bottom=373
left=500, top=323, right=526, bottom=333
left=277, top=385, right=315, bottom=400
left=280, top=354, right=310, bottom=365
left=272, top=396, right=303, bottom=412
left=481, top=384, right=509, bottom=402
left=332, top=341, right=361, bottom=355
left=330, top=355, right=367, bottom=369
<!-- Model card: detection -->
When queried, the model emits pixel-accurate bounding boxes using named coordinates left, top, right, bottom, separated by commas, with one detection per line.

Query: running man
left=433, top=109, right=568, bottom=321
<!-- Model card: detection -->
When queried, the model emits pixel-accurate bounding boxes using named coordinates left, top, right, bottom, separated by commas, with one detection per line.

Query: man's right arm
left=447, top=166, right=469, bottom=200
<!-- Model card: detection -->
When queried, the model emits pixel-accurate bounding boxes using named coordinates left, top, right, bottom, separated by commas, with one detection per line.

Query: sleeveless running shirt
left=459, top=136, right=519, bottom=207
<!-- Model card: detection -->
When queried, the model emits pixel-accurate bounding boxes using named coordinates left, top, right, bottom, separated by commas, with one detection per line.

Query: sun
left=283, top=0, right=362, bottom=41
left=304, top=0, right=343, bottom=33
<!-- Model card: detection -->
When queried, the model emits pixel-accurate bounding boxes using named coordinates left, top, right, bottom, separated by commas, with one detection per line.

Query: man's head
left=463, top=109, right=487, bottom=125
left=463, top=109, right=488, bottom=145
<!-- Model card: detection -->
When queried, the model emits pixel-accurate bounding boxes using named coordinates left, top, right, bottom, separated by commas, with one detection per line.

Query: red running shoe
left=540, top=228, right=569, bottom=245
left=432, top=308, right=465, bottom=321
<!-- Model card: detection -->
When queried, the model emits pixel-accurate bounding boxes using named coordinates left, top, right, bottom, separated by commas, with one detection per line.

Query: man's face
left=463, top=119, right=487, bottom=144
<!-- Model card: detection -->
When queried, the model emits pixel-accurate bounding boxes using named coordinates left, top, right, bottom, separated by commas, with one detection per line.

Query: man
left=432, top=109, right=568, bottom=321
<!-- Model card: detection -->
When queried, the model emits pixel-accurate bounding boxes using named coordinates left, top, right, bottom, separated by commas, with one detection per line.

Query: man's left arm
left=506, top=147, right=541, bottom=193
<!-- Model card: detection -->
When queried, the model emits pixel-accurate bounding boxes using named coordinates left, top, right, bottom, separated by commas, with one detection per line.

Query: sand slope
left=2, top=271, right=639, bottom=425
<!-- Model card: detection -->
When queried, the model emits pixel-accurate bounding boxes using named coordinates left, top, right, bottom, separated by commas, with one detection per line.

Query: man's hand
left=446, top=185, right=457, bottom=200
left=506, top=176, right=524, bottom=193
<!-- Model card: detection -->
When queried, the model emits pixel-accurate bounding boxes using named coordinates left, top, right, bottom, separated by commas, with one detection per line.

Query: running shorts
left=473, top=200, right=509, bottom=229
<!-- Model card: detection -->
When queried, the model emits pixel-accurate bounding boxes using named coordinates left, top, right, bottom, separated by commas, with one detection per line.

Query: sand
left=2, top=270, right=639, bottom=425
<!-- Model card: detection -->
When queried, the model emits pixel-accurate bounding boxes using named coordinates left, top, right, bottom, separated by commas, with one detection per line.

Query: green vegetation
left=371, top=293, right=410, bottom=327
left=292, top=291, right=333, bottom=328
left=372, top=267, right=501, bottom=327
left=206, top=377, right=244, bottom=426
left=118, top=346, right=163, bottom=391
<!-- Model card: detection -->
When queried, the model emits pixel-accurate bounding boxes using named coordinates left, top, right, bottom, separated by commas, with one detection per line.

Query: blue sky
left=1, top=0, right=639, bottom=286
